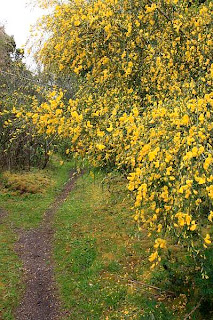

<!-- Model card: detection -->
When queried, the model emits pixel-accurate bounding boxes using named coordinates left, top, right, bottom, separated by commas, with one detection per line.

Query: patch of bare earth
left=15, top=170, right=79, bottom=320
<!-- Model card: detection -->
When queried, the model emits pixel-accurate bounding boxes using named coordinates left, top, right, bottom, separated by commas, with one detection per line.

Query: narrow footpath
left=15, top=170, right=79, bottom=320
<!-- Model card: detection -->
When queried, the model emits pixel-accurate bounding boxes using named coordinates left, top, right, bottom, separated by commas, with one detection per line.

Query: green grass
left=0, top=223, right=21, bottom=320
left=0, top=161, right=207, bottom=319
left=0, top=158, right=74, bottom=320
left=54, top=171, right=156, bottom=320
left=0, top=158, right=74, bottom=230
left=53, top=170, right=212, bottom=320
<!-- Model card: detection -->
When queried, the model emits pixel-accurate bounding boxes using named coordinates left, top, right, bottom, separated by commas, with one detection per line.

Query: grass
left=53, top=170, right=158, bottom=320
left=0, top=223, right=21, bottom=320
left=53, top=170, right=211, bottom=320
left=0, top=157, right=74, bottom=320
left=1, top=170, right=51, bottom=194
left=0, top=160, right=208, bottom=319
left=0, top=157, right=73, bottom=230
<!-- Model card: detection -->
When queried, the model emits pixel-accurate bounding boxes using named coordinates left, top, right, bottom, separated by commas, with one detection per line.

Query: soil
left=15, top=170, right=79, bottom=320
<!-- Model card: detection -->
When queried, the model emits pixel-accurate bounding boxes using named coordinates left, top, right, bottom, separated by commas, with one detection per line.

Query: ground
left=0, top=160, right=201, bottom=320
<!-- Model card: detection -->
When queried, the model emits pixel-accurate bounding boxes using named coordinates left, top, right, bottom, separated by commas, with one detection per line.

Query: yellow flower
left=148, top=147, right=160, bottom=161
left=208, top=211, right=213, bottom=222
left=157, top=224, right=162, bottom=233
left=145, top=3, right=157, bottom=13
left=149, top=251, right=158, bottom=262
left=190, top=221, right=197, bottom=231
left=204, top=234, right=211, bottom=245
left=203, top=156, right=212, bottom=170
left=199, top=113, right=205, bottom=123
left=154, top=238, right=167, bottom=249
left=96, top=144, right=106, bottom=151
left=185, top=214, right=191, bottom=226
left=181, top=114, right=190, bottom=125
left=195, top=176, right=206, bottom=185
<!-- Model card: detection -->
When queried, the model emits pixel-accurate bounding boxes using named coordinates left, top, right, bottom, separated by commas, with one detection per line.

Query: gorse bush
left=9, top=0, right=213, bottom=311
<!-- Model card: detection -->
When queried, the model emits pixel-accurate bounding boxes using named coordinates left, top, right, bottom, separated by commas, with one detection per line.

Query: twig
left=0, top=70, right=48, bottom=87
left=147, top=0, right=171, bottom=22
left=147, top=0, right=187, bottom=37
left=183, top=298, right=203, bottom=320
left=127, top=279, right=175, bottom=296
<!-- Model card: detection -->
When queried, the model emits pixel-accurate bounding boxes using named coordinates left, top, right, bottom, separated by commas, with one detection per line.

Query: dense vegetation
left=0, top=26, right=54, bottom=170
left=1, top=0, right=213, bottom=318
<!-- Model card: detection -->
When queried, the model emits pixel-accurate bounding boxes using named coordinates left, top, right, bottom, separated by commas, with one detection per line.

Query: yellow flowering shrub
left=26, top=0, right=213, bottom=278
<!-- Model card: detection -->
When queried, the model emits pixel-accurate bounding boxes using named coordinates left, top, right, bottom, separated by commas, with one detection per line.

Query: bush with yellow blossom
left=22, top=0, right=213, bottom=308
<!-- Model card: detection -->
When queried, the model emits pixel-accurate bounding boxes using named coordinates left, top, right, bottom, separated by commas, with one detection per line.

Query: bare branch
left=183, top=298, right=203, bottom=320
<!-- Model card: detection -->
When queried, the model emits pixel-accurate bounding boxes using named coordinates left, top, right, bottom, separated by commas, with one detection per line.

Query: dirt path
left=15, top=170, right=79, bottom=320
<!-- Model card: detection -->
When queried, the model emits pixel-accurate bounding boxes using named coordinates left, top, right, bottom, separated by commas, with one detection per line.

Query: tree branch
left=183, top=298, right=203, bottom=320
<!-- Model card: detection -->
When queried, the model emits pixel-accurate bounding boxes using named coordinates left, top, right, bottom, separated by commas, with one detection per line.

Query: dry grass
left=1, top=170, right=52, bottom=194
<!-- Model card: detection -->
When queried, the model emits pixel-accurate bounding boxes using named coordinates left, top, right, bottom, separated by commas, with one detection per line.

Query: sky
left=0, top=0, right=47, bottom=68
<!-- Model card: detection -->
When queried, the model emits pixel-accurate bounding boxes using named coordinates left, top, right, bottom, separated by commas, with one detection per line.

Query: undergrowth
left=53, top=170, right=206, bottom=319
left=1, top=170, right=52, bottom=194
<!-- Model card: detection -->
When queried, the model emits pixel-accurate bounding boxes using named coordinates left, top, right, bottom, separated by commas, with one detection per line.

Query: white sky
left=0, top=0, right=47, bottom=68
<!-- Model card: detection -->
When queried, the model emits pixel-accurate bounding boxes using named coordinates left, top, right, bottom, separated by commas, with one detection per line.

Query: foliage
left=0, top=25, right=54, bottom=170
left=0, top=26, right=16, bottom=66
left=6, top=0, right=213, bottom=314
left=32, top=0, right=213, bottom=270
